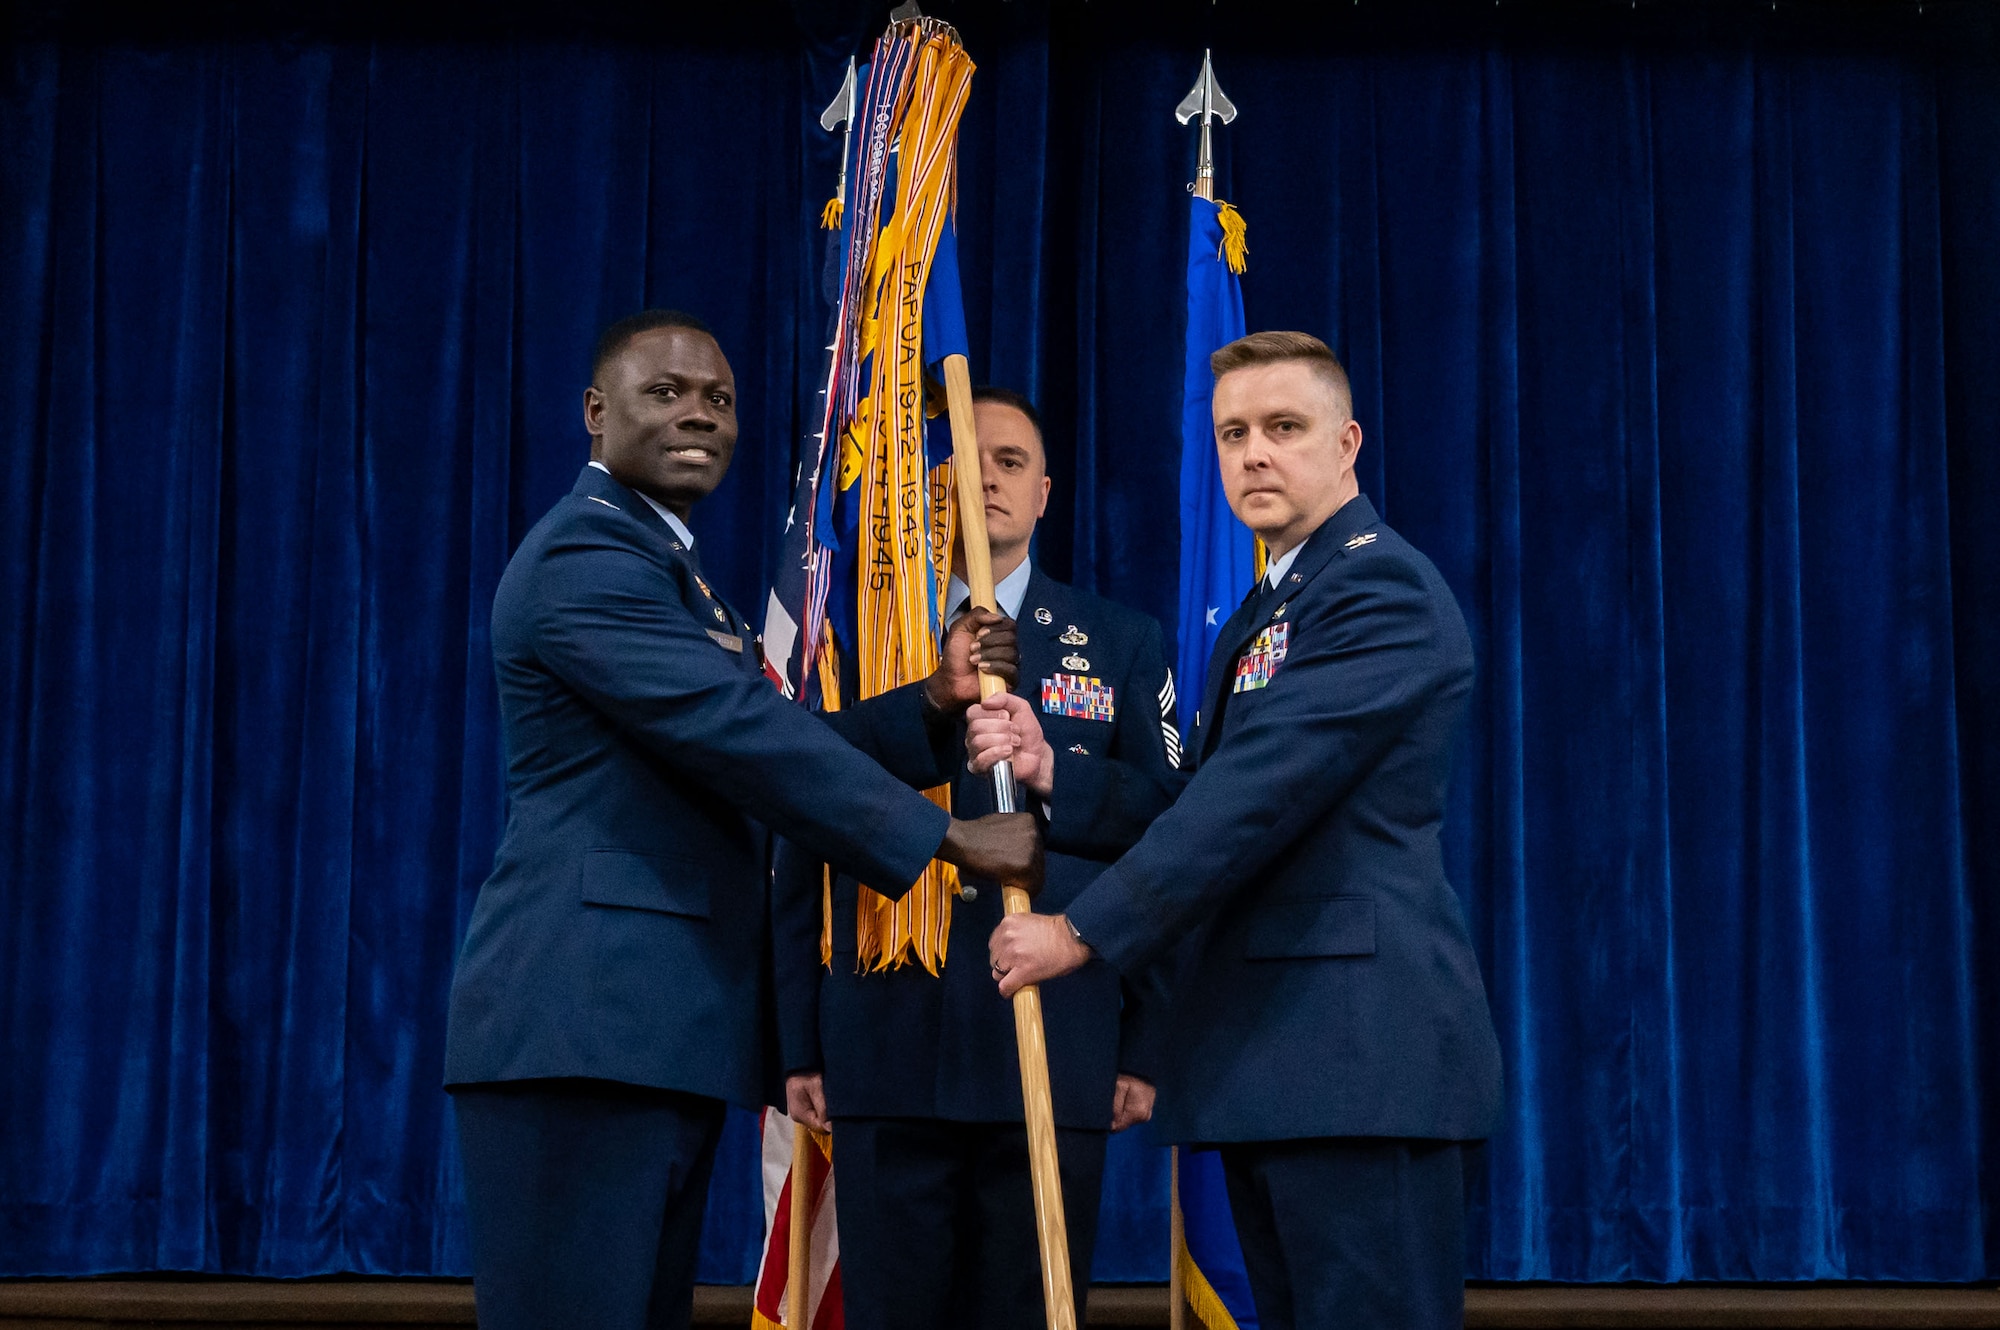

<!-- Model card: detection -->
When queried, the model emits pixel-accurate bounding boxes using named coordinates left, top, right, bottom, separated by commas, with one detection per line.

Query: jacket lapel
left=1273, top=493, right=1377, bottom=605
left=1192, top=494, right=1382, bottom=760
left=573, top=464, right=693, bottom=564
left=1019, top=567, right=1068, bottom=703
left=1194, top=580, right=1274, bottom=755
left=573, top=464, right=751, bottom=656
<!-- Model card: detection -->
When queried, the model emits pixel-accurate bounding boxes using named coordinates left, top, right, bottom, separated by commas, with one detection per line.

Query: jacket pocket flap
left=1244, top=895, right=1375, bottom=959
left=579, top=850, right=711, bottom=919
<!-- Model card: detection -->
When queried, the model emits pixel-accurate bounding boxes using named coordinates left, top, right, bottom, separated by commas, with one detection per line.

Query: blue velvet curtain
left=3, top=0, right=1995, bottom=1285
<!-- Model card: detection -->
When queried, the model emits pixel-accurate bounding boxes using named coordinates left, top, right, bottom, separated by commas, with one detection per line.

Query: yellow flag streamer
left=849, top=24, right=977, bottom=973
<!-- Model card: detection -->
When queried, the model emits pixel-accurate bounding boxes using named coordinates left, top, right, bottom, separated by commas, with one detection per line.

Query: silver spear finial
left=820, top=58, right=858, bottom=215
left=1174, top=49, right=1238, bottom=201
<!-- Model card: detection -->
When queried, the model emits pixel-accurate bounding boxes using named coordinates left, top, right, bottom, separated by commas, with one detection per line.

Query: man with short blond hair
left=976, top=331, right=1502, bottom=1330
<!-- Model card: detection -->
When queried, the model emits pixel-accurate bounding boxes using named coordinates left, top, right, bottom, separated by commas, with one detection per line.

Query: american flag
left=758, top=228, right=847, bottom=702
left=752, top=1109, right=841, bottom=1330
left=762, top=41, right=918, bottom=702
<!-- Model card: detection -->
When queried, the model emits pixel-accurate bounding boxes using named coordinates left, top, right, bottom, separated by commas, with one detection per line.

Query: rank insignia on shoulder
left=1058, top=625, right=1088, bottom=646
left=1068, top=744, right=1089, bottom=755
left=1062, top=653, right=1090, bottom=671
left=1034, top=607, right=1053, bottom=625
left=1042, top=673, right=1115, bottom=722
left=1232, top=621, right=1291, bottom=694
left=586, top=495, right=621, bottom=511
left=1344, top=531, right=1379, bottom=550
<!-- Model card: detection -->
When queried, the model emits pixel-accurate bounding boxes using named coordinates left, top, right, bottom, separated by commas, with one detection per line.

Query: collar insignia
left=1058, top=625, right=1088, bottom=646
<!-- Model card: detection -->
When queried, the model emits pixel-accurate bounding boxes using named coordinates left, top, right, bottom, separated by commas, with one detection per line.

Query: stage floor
left=2, top=1280, right=1999, bottom=1329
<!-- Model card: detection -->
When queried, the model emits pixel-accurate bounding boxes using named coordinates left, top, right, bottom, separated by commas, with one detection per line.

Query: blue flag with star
left=1175, top=195, right=1254, bottom=733
left=1170, top=192, right=1261, bottom=1330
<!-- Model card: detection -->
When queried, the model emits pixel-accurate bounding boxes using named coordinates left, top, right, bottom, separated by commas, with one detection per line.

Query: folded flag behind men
left=1172, top=184, right=1262, bottom=1330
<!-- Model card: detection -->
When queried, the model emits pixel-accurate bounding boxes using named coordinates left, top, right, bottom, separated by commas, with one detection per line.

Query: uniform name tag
left=1042, top=673, right=1115, bottom=722
left=707, top=629, right=743, bottom=653
left=1232, top=622, right=1290, bottom=693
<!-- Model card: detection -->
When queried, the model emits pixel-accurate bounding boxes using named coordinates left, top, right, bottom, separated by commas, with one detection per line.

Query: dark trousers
left=451, top=1078, right=727, bottom=1330
left=1220, top=1138, right=1466, bottom=1330
left=832, top=1117, right=1109, bottom=1330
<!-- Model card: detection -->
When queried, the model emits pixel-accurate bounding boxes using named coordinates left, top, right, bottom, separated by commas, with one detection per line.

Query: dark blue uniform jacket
left=445, top=465, right=951, bottom=1108
left=1063, top=495, right=1505, bottom=1144
left=772, top=568, right=1179, bottom=1131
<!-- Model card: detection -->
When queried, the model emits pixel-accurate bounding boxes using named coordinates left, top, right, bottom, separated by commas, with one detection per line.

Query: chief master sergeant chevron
left=443, top=310, right=1042, bottom=1330
left=978, top=330, right=1503, bottom=1330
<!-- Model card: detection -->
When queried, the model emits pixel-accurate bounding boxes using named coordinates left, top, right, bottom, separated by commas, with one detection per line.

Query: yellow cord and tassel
left=817, top=624, right=844, bottom=969
left=1214, top=199, right=1248, bottom=274
left=848, top=23, right=975, bottom=976
left=821, top=195, right=844, bottom=231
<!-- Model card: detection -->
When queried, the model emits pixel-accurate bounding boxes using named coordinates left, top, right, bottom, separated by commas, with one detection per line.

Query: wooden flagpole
left=1169, top=1147, right=1187, bottom=1330
left=941, top=352, right=1077, bottom=1330
left=787, top=1121, right=812, bottom=1327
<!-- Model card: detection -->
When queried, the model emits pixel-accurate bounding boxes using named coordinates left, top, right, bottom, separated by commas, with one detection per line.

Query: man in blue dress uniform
left=771, top=388, right=1183, bottom=1330
left=443, top=311, right=1042, bottom=1330
left=980, top=333, right=1504, bottom=1330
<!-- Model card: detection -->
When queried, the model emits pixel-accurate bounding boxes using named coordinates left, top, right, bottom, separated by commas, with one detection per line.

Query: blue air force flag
left=1175, top=194, right=1254, bottom=734
left=1171, top=191, right=1261, bottom=1330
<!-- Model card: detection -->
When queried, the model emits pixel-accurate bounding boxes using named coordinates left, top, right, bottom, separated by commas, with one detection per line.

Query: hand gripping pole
left=941, top=352, right=1077, bottom=1330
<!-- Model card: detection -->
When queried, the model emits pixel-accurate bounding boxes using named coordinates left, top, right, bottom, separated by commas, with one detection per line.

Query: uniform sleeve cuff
left=1064, top=869, right=1145, bottom=976
left=1043, top=748, right=1105, bottom=854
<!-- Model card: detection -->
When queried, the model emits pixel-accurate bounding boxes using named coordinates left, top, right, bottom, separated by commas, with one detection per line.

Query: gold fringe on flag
left=821, top=195, right=844, bottom=231
left=1175, top=1234, right=1247, bottom=1330
left=1215, top=198, right=1249, bottom=274
left=848, top=23, right=977, bottom=974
